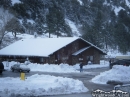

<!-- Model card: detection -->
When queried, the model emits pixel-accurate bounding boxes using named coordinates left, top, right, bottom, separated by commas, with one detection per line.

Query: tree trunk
left=0, top=37, right=3, bottom=49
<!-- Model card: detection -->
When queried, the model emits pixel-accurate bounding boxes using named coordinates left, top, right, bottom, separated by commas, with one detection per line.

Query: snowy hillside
left=1, top=0, right=130, bottom=54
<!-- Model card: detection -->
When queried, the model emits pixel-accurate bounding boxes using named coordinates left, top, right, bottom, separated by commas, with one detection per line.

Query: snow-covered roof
left=80, top=38, right=106, bottom=55
left=0, top=37, right=79, bottom=57
left=115, top=55, right=130, bottom=59
left=0, top=37, right=106, bottom=57
left=72, top=46, right=91, bottom=56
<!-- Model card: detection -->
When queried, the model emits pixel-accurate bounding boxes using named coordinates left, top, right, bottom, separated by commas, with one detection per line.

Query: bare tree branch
left=0, top=7, right=14, bottom=49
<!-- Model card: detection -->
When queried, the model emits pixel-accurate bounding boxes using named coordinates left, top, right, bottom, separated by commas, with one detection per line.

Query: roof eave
left=0, top=54, right=49, bottom=57
left=79, top=37, right=107, bottom=55
left=48, top=37, right=80, bottom=56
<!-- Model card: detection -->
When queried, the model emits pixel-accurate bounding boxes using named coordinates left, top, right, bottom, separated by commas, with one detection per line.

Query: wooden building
left=0, top=37, right=106, bottom=65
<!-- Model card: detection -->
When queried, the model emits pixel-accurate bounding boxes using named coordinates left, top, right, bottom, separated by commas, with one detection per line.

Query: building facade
left=0, top=37, right=106, bottom=65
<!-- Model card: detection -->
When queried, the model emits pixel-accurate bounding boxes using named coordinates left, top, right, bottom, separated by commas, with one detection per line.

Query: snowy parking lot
left=0, top=74, right=88, bottom=96
left=1, top=60, right=130, bottom=96
left=0, top=61, right=109, bottom=96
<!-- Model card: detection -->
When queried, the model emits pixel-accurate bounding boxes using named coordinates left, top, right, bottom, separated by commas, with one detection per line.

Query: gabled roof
left=0, top=37, right=106, bottom=57
left=0, top=37, right=78, bottom=57
left=79, top=38, right=106, bottom=55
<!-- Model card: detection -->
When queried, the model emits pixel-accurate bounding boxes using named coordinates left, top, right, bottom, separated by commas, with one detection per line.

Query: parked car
left=0, top=62, right=4, bottom=74
left=11, top=64, right=30, bottom=73
left=110, top=59, right=130, bottom=69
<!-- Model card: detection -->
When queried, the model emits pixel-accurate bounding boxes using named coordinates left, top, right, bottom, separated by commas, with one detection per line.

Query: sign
left=79, top=58, right=83, bottom=61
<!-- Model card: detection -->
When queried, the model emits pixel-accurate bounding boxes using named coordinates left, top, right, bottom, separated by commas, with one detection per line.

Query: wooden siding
left=93, top=48, right=101, bottom=64
left=51, top=40, right=79, bottom=65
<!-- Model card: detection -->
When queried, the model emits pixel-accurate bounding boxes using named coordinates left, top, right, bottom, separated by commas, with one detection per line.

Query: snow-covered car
left=11, top=64, right=30, bottom=73
left=110, top=59, right=130, bottom=69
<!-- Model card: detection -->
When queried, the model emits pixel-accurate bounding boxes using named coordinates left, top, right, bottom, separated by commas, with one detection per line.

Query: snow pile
left=3, top=61, right=79, bottom=73
left=1, top=61, right=89, bottom=96
left=73, top=60, right=109, bottom=69
left=91, top=65, right=130, bottom=84
left=83, top=64, right=109, bottom=69
left=0, top=74, right=88, bottom=96
left=3, top=61, right=17, bottom=70
left=3, top=60, right=109, bottom=73
left=28, top=63, right=78, bottom=73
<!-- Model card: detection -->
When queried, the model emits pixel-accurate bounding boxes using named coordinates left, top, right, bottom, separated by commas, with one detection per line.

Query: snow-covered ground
left=3, top=60, right=109, bottom=73
left=1, top=51, right=129, bottom=96
left=91, top=65, right=130, bottom=84
left=74, top=60, right=109, bottom=69
left=3, top=61, right=79, bottom=73
left=0, top=74, right=87, bottom=96
left=1, top=60, right=109, bottom=96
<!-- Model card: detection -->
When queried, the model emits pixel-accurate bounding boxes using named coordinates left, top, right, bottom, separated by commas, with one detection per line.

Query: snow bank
left=0, top=74, right=88, bottom=96
left=28, top=63, right=78, bottom=73
left=3, top=60, right=109, bottom=73
left=3, top=61, right=78, bottom=73
left=73, top=60, right=109, bottom=69
left=91, top=65, right=130, bottom=84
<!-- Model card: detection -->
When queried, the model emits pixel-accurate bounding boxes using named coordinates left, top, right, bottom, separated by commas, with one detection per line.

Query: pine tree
left=0, top=0, right=12, bottom=9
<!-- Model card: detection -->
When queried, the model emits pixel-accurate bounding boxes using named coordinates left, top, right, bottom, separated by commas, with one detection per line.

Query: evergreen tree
left=2, top=0, right=130, bottom=53
left=12, top=3, right=29, bottom=18
left=46, top=0, right=72, bottom=37
left=0, top=0, right=12, bottom=9
left=113, top=9, right=130, bottom=53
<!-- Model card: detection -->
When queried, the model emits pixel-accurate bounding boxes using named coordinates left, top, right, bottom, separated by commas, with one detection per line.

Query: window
left=90, top=56, right=93, bottom=61
left=40, top=58, right=44, bottom=62
left=87, top=56, right=93, bottom=61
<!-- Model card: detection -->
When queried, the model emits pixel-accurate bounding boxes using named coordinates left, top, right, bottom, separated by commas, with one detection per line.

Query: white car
left=11, top=64, right=30, bottom=73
